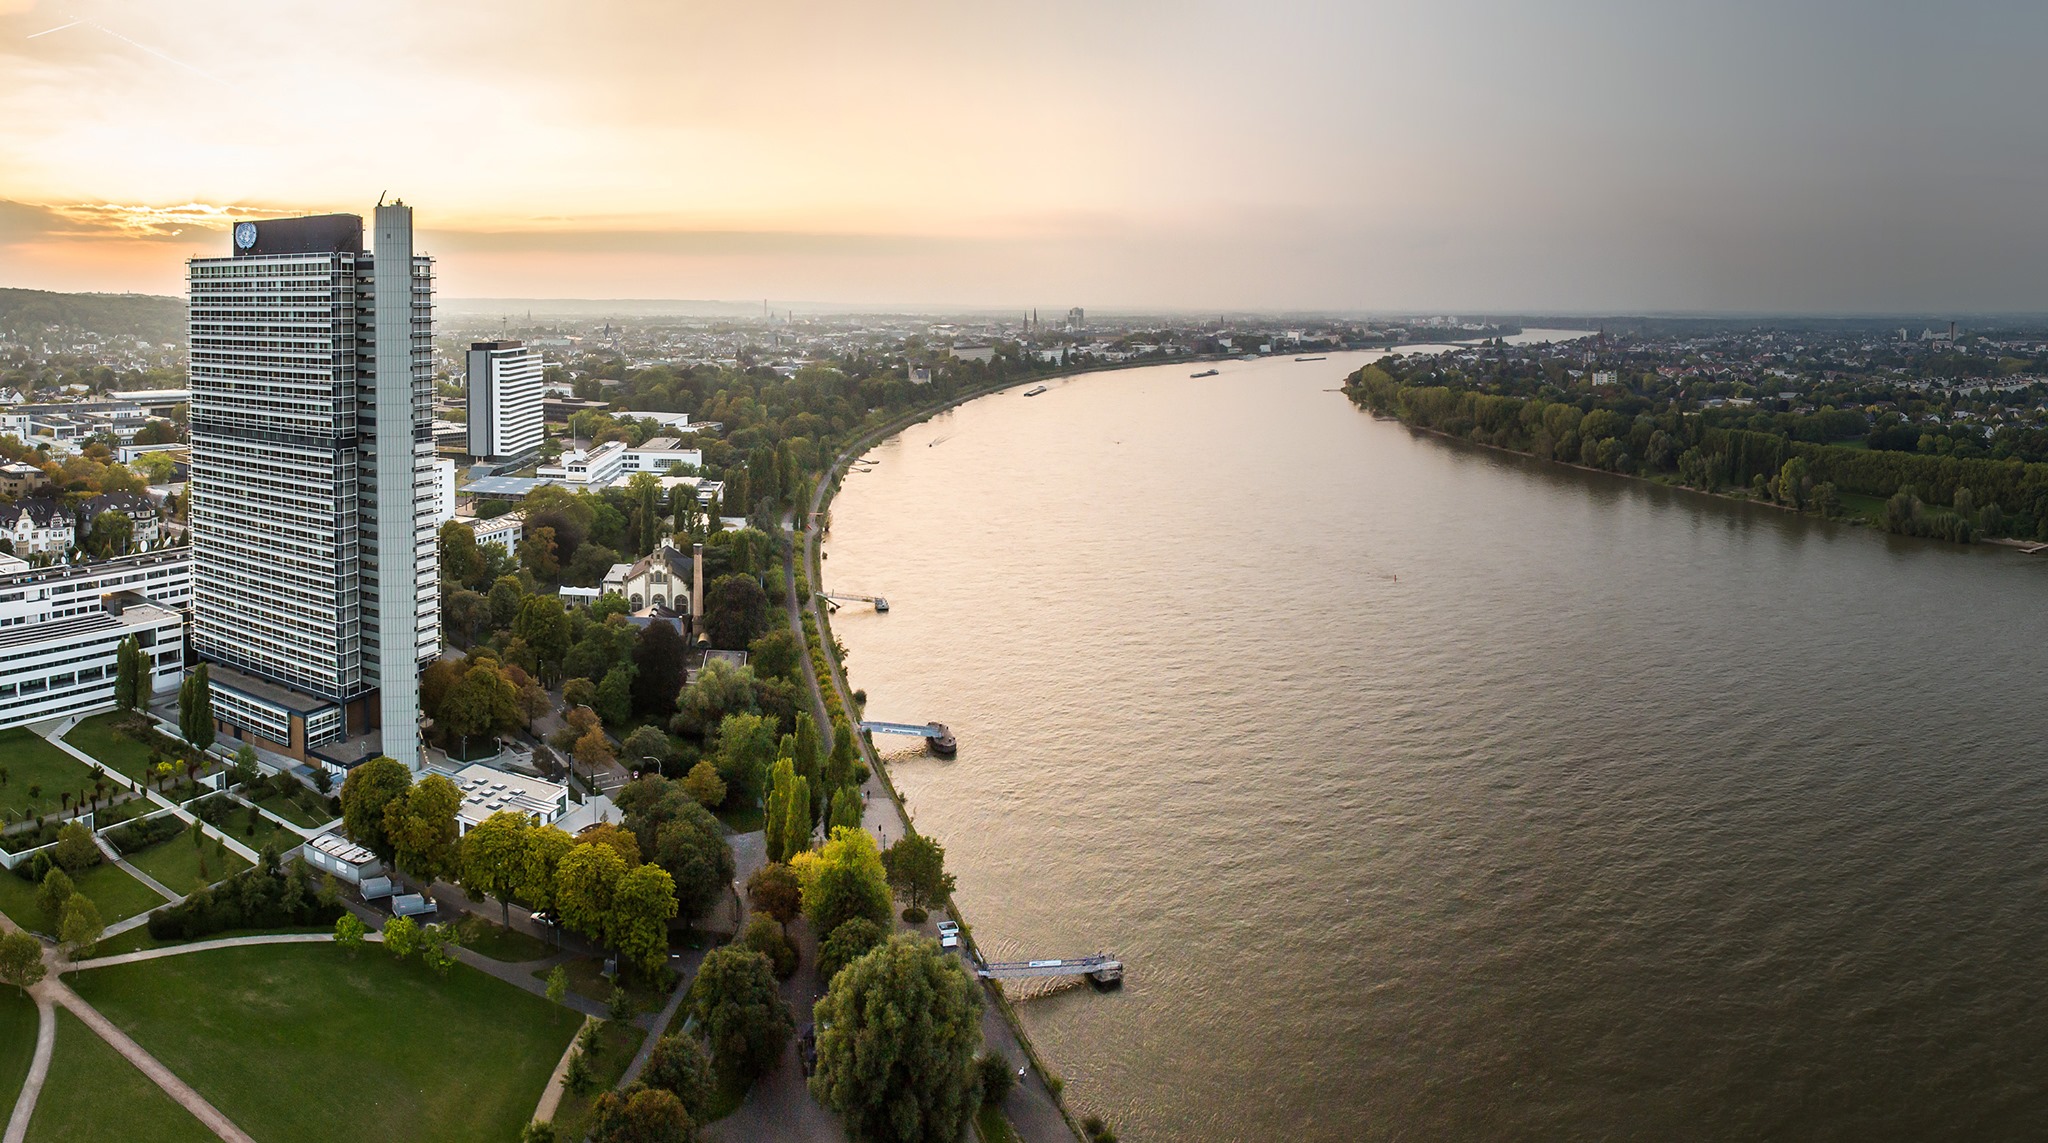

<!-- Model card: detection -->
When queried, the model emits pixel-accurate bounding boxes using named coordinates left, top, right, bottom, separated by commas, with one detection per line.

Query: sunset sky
left=2, top=0, right=2044, bottom=312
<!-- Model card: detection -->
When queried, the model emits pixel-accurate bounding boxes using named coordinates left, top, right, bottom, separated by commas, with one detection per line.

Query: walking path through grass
left=24, top=1009, right=226, bottom=1143
left=0, top=989, right=40, bottom=1140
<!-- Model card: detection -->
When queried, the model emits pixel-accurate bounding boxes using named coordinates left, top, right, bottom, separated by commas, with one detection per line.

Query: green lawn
left=68, top=943, right=579, bottom=1143
left=200, top=799, right=297, bottom=854
left=123, top=835, right=252, bottom=896
left=254, top=790, right=332, bottom=830
left=537, top=954, right=669, bottom=1013
left=0, top=861, right=165, bottom=932
left=0, top=987, right=37, bottom=1128
left=0, top=728, right=100, bottom=820
left=548, top=1019, right=648, bottom=1142
left=452, top=913, right=555, bottom=963
left=60, top=713, right=156, bottom=784
left=26, top=1009, right=217, bottom=1143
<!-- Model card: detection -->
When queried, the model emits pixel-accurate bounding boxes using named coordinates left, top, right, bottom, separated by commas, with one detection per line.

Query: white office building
left=0, top=550, right=191, bottom=729
left=537, top=440, right=628, bottom=485
left=186, top=206, right=440, bottom=768
left=466, top=341, right=545, bottom=462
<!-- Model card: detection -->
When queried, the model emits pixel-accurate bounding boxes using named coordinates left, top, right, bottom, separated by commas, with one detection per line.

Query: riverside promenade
left=788, top=393, right=1090, bottom=1143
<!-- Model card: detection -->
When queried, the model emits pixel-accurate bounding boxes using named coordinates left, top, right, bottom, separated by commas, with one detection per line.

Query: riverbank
left=788, top=371, right=1132, bottom=1143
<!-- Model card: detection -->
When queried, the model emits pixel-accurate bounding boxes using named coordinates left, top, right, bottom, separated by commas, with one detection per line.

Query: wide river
left=820, top=342, right=2048, bottom=1141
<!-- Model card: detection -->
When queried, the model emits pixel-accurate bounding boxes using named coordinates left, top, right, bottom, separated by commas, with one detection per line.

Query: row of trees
left=1347, top=363, right=2048, bottom=541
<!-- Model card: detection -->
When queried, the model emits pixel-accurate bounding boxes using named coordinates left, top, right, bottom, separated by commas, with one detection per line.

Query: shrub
left=977, top=1051, right=1015, bottom=1106
left=105, top=812, right=186, bottom=855
left=145, top=857, right=343, bottom=941
left=740, top=914, right=797, bottom=979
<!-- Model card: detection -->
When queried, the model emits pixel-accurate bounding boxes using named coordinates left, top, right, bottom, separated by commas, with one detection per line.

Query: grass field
left=254, top=790, right=332, bottom=830
left=68, top=943, right=579, bottom=1143
left=213, top=803, right=297, bottom=854
left=538, top=954, right=669, bottom=1012
left=60, top=713, right=156, bottom=784
left=123, top=834, right=252, bottom=896
left=0, top=861, right=165, bottom=932
left=0, top=988, right=36, bottom=1128
left=547, top=1019, right=647, bottom=1141
left=25, top=1009, right=216, bottom=1143
left=0, top=728, right=100, bottom=820
left=452, top=913, right=555, bottom=963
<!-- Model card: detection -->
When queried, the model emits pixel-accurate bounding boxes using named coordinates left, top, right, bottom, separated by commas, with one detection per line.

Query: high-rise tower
left=466, top=340, right=544, bottom=461
left=186, top=204, right=440, bottom=768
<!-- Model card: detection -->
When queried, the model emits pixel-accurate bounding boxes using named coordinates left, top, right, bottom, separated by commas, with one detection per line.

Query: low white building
left=537, top=440, right=628, bottom=485
left=445, top=763, right=569, bottom=834
left=0, top=550, right=192, bottom=729
left=462, top=510, right=523, bottom=554
left=621, top=438, right=702, bottom=475
left=303, top=832, right=385, bottom=885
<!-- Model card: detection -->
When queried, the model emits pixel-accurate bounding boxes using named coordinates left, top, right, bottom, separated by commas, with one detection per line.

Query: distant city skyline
left=5, top=0, right=2048, bottom=313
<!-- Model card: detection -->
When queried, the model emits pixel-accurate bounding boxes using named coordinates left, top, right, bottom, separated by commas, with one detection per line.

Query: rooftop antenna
left=377, top=190, right=387, bottom=207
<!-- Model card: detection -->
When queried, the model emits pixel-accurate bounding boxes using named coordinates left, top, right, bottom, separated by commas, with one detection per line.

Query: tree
left=522, top=1121, right=561, bottom=1143
left=746, top=628, right=799, bottom=684
left=556, top=842, right=628, bottom=945
left=882, top=833, right=956, bottom=913
left=440, top=662, right=520, bottom=757
left=440, top=519, right=487, bottom=589
left=230, top=744, right=260, bottom=790
left=114, top=634, right=143, bottom=710
left=622, top=726, right=671, bottom=770
left=340, top=756, right=412, bottom=861
left=546, top=964, right=569, bottom=1012
left=682, top=760, right=725, bottom=807
left=60, top=894, right=104, bottom=955
left=420, top=921, right=460, bottom=974
left=384, top=774, right=463, bottom=882
left=643, top=1034, right=713, bottom=1119
left=53, top=822, right=97, bottom=872
left=520, top=826, right=577, bottom=917
left=563, top=678, right=599, bottom=711
left=712, top=712, right=778, bottom=808
left=977, top=1051, right=1016, bottom=1108
left=649, top=814, right=733, bottom=923
left=489, top=576, right=526, bottom=629
left=515, top=595, right=573, bottom=681
left=632, top=621, right=688, bottom=720
left=829, top=786, right=863, bottom=833
left=810, top=934, right=984, bottom=1143
left=612, top=863, right=679, bottom=976
left=740, top=914, right=796, bottom=979
left=520, top=524, right=562, bottom=582
left=0, top=930, right=45, bottom=995
left=701, top=574, right=768, bottom=649
left=688, top=946, right=794, bottom=1082
left=461, top=811, right=535, bottom=924
left=178, top=663, right=213, bottom=749
left=671, top=658, right=758, bottom=739
left=334, top=912, right=368, bottom=955
left=792, top=711, right=824, bottom=809
left=746, top=863, right=802, bottom=926
left=84, top=509, right=132, bottom=558
left=826, top=717, right=860, bottom=791
left=575, top=727, right=618, bottom=772
left=590, top=1086, right=695, bottom=1143
left=764, top=758, right=811, bottom=864
left=383, top=915, right=420, bottom=959
left=796, top=827, right=891, bottom=937
left=36, top=868, right=73, bottom=927
left=446, top=588, right=490, bottom=648
left=630, top=473, right=664, bottom=557
left=816, top=917, right=885, bottom=984
left=596, top=664, right=636, bottom=730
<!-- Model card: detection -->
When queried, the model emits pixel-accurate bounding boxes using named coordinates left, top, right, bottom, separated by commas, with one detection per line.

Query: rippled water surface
left=821, top=346, right=2048, bottom=1141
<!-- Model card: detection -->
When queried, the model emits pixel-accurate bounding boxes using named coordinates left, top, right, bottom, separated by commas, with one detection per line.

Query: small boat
left=1023, top=385, right=1048, bottom=396
left=1190, top=369, right=1219, bottom=378
left=1295, top=356, right=1327, bottom=362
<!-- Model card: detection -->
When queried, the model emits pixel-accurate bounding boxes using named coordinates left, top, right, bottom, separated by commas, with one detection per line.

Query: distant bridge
left=976, top=954, right=1124, bottom=986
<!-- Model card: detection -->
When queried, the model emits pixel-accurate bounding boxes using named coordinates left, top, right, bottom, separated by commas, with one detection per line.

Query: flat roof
left=308, top=832, right=377, bottom=866
left=205, top=662, right=339, bottom=717
left=448, top=762, right=565, bottom=824
left=462, top=476, right=562, bottom=498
